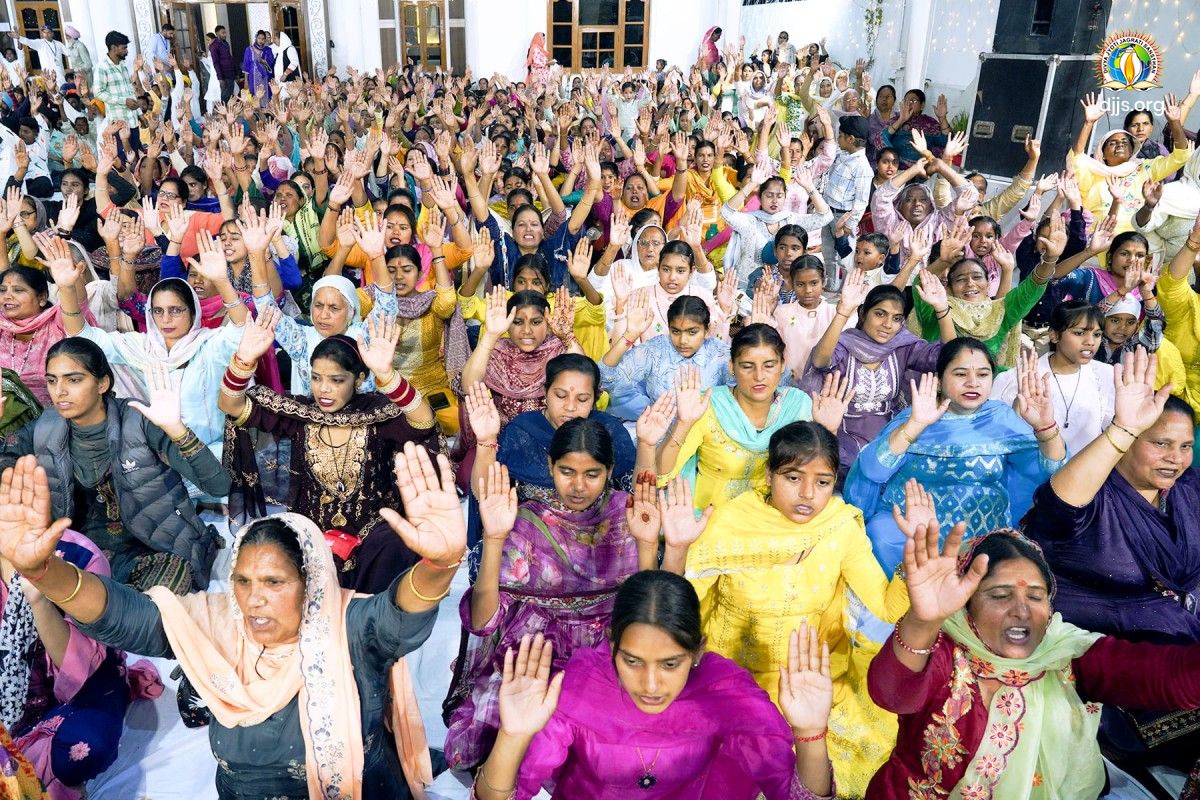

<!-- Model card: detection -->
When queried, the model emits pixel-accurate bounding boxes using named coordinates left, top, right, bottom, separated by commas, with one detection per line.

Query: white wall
left=328, top=0, right=382, bottom=74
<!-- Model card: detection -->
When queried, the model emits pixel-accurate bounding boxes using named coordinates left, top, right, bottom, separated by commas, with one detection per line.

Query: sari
left=147, top=513, right=431, bottom=800
left=499, top=409, right=636, bottom=504
left=443, top=490, right=640, bottom=770
left=526, top=33, right=549, bottom=85
left=0, top=723, right=45, bottom=800
left=697, top=27, right=720, bottom=72
left=686, top=490, right=907, bottom=795
left=843, top=401, right=1064, bottom=572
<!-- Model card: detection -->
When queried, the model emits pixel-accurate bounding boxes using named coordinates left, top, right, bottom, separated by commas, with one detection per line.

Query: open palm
left=660, top=477, right=711, bottom=549
left=778, top=623, right=833, bottom=735
left=498, top=634, right=563, bottom=738
left=904, top=520, right=987, bottom=625
left=380, top=443, right=466, bottom=566
left=0, top=456, right=72, bottom=572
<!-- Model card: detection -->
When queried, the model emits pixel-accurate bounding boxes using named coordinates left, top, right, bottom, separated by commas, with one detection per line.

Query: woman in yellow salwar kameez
left=655, top=324, right=848, bottom=510
left=666, top=420, right=909, bottom=797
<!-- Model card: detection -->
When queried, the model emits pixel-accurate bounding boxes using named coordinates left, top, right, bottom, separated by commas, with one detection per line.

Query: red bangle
left=476, top=441, right=499, bottom=450
left=893, top=623, right=942, bottom=657
left=1034, top=422, right=1057, bottom=434
left=622, top=337, right=637, bottom=348
left=22, top=558, right=51, bottom=582
left=793, top=729, right=827, bottom=743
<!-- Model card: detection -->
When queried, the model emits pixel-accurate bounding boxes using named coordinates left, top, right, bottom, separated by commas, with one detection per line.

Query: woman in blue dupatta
left=802, top=272, right=955, bottom=481
left=655, top=324, right=850, bottom=511
left=241, top=30, right=274, bottom=105
left=844, top=338, right=1067, bottom=573
left=599, top=295, right=732, bottom=423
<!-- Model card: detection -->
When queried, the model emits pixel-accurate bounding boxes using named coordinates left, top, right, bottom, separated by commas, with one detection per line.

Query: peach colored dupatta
left=146, top=513, right=366, bottom=799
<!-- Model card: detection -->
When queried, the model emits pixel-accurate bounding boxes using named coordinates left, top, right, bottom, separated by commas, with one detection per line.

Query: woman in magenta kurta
left=867, top=354, right=1200, bottom=800
left=470, top=571, right=837, bottom=800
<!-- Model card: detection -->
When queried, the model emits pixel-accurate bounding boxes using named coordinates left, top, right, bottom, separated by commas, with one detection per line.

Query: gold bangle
left=44, top=562, right=84, bottom=605
left=1104, top=428, right=1129, bottom=454
left=1035, top=428, right=1060, bottom=443
left=897, top=426, right=916, bottom=447
left=1185, top=237, right=1200, bottom=252
left=406, top=564, right=451, bottom=603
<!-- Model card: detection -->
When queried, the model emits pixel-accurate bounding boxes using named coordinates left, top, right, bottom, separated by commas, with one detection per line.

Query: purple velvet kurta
left=515, top=642, right=829, bottom=800
left=1023, top=470, right=1200, bottom=644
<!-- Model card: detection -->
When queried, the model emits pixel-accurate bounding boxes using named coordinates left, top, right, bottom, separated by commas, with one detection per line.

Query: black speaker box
left=964, top=54, right=1094, bottom=179
left=992, top=0, right=1111, bottom=56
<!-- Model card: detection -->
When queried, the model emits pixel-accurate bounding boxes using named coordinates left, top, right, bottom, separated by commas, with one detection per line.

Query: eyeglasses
left=637, top=239, right=664, bottom=249
left=151, top=306, right=189, bottom=318
left=158, top=190, right=180, bottom=200
left=19, top=210, right=35, bottom=218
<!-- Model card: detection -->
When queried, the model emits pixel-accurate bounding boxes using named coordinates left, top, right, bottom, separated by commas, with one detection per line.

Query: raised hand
left=464, top=382, right=501, bottom=444
left=659, top=476, right=711, bottom=549
left=1141, top=179, right=1163, bottom=208
left=119, top=214, right=145, bottom=259
left=477, top=461, right=518, bottom=543
left=837, top=268, right=869, bottom=315
left=353, top=208, right=387, bottom=259
left=625, top=288, right=655, bottom=339
left=908, top=372, right=950, bottom=431
left=942, top=131, right=968, bottom=161
left=1080, top=92, right=1106, bottom=123
left=236, top=305, right=281, bottom=361
left=609, top=206, right=632, bottom=249
left=128, top=361, right=185, bottom=435
left=33, top=232, right=81, bottom=288
left=380, top=442, right=467, bottom=567
left=903, top=519, right=986, bottom=625
left=0, top=455, right=73, bottom=573
left=778, top=622, right=833, bottom=737
left=1036, top=211, right=1068, bottom=262
left=57, top=193, right=80, bottom=232
left=1014, top=348, right=1055, bottom=431
left=497, top=634, right=563, bottom=739
left=914, top=268, right=948, bottom=313
left=625, top=472, right=662, bottom=547
left=811, top=370, right=853, bottom=434
left=1113, top=347, right=1171, bottom=436
left=636, top=389, right=677, bottom=447
left=483, top=285, right=517, bottom=339
left=470, top=227, right=495, bottom=274
left=991, top=241, right=1016, bottom=275
left=674, top=364, right=712, bottom=425
left=891, top=478, right=940, bottom=541
left=420, top=206, right=447, bottom=249
left=567, top=237, right=593, bottom=284
left=192, top=235, right=231, bottom=285
left=716, top=265, right=738, bottom=314
left=1088, top=213, right=1117, bottom=254
left=358, top=314, right=401, bottom=376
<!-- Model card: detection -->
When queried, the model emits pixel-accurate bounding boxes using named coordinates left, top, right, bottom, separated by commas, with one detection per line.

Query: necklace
left=635, top=746, right=660, bottom=790
left=1048, top=362, right=1080, bottom=430
left=7, top=329, right=36, bottom=378
left=317, top=425, right=354, bottom=527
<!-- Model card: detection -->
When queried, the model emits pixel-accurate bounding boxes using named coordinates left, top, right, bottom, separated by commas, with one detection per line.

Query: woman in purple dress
left=443, top=417, right=661, bottom=770
left=1023, top=348, right=1200, bottom=784
left=802, top=271, right=955, bottom=479
left=470, top=571, right=836, bottom=800
left=241, top=30, right=274, bottom=104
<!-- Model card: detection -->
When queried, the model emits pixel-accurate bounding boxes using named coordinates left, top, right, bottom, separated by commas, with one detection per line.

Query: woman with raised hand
left=470, top=575, right=837, bottom=800
left=444, top=419, right=659, bottom=771
left=844, top=338, right=1066, bottom=572
left=56, top=228, right=247, bottom=457
left=251, top=208, right=399, bottom=394
left=0, top=442, right=465, bottom=800
left=466, top=353, right=637, bottom=507
left=867, top=502, right=1200, bottom=798
left=452, top=286, right=579, bottom=489
left=1023, top=348, right=1200, bottom=780
left=0, top=341, right=228, bottom=592
left=802, top=267, right=951, bottom=479
left=220, top=309, right=441, bottom=593
left=656, top=323, right=851, bottom=511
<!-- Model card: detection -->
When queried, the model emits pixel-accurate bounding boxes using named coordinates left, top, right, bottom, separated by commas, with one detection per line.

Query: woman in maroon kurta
left=867, top=354, right=1200, bottom=799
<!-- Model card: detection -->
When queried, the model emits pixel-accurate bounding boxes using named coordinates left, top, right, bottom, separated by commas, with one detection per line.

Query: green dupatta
left=943, top=611, right=1104, bottom=800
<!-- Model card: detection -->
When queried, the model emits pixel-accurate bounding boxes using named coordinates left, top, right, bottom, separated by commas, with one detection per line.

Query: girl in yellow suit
left=665, top=420, right=909, bottom=798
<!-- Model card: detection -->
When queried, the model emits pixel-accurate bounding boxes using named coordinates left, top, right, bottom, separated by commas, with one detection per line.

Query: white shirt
left=17, top=37, right=66, bottom=84
left=991, top=353, right=1115, bottom=457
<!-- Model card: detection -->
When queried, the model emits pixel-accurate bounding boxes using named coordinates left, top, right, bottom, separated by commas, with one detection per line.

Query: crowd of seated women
left=3, top=19, right=1200, bottom=800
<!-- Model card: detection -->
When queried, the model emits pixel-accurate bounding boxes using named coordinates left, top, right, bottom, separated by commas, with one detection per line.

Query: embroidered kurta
left=597, top=335, right=732, bottom=421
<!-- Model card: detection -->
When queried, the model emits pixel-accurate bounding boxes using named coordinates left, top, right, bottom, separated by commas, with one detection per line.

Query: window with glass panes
left=548, top=0, right=648, bottom=70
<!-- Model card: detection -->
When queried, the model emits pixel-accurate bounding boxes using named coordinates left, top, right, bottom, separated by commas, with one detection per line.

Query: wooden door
left=13, top=1, right=62, bottom=76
